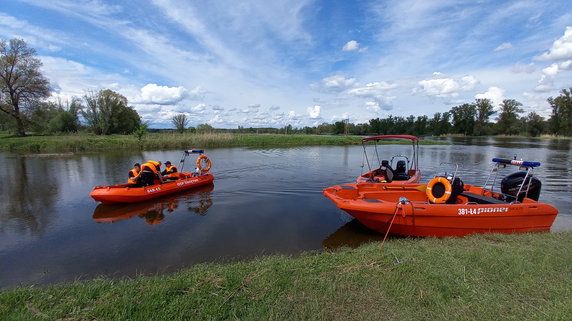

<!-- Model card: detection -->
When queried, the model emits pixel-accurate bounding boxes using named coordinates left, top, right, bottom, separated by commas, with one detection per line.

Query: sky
left=1, top=0, right=571, bottom=129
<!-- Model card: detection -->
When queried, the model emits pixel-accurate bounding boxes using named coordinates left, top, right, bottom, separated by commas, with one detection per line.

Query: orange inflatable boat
left=324, top=158, right=559, bottom=237
left=90, top=150, right=214, bottom=204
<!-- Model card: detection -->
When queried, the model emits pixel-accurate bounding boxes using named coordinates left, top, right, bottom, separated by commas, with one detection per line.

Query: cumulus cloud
left=346, top=81, right=398, bottom=111
left=536, top=26, right=572, bottom=61
left=535, top=60, right=572, bottom=92
left=365, top=101, right=380, bottom=113
left=475, top=86, right=505, bottom=108
left=311, top=74, right=356, bottom=93
left=417, top=75, right=478, bottom=97
left=138, top=83, right=187, bottom=104
left=494, top=42, right=513, bottom=51
left=342, top=40, right=367, bottom=52
left=307, top=105, right=321, bottom=119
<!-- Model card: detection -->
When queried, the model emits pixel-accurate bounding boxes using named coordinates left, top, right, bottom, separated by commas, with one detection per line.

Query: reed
left=1, top=231, right=570, bottom=320
left=0, top=132, right=446, bottom=152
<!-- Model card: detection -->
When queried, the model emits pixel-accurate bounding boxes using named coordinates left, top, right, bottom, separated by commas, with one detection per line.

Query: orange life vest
left=141, top=161, right=160, bottom=174
left=127, top=168, right=140, bottom=184
left=164, top=165, right=179, bottom=179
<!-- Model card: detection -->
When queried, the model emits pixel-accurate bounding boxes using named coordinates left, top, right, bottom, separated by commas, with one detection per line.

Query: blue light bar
left=492, top=158, right=540, bottom=167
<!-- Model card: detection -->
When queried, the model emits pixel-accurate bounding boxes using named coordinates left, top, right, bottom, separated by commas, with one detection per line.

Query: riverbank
left=0, top=132, right=447, bottom=152
left=1, top=231, right=570, bottom=320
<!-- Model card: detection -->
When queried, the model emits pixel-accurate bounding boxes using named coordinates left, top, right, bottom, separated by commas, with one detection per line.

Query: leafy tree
left=47, top=98, right=82, bottom=133
left=369, top=118, right=382, bottom=134
left=82, top=89, right=141, bottom=135
left=0, top=38, right=51, bottom=136
left=428, top=112, right=452, bottom=136
left=196, top=123, right=214, bottom=134
left=496, top=99, right=524, bottom=135
left=413, top=115, right=428, bottom=136
left=474, top=98, right=494, bottom=136
left=450, top=103, right=476, bottom=135
left=333, top=121, right=345, bottom=134
left=547, top=88, right=572, bottom=136
left=172, top=114, right=189, bottom=133
left=524, top=112, right=545, bottom=137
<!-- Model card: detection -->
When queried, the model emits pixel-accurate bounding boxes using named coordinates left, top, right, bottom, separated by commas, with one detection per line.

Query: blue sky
left=1, top=0, right=571, bottom=128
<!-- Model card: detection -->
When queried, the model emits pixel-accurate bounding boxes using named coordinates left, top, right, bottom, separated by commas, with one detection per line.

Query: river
left=0, top=137, right=570, bottom=288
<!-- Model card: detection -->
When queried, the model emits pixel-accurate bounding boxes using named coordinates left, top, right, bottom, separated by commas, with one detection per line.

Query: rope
left=380, top=201, right=402, bottom=249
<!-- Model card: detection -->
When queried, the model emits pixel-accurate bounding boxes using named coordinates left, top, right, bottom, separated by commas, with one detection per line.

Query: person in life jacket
left=140, top=160, right=163, bottom=186
left=161, top=161, right=179, bottom=181
left=127, top=163, right=142, bottom=186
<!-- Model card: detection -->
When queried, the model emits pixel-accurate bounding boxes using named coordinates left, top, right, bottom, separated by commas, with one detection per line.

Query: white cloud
left=347, top=81, right=398, bottom=96
left=307, top=105, right=320, bottom=118
left=342, top=40, right=367, bottom=52
left=475, top=86, right=504, bottom=108
left=343, top=40, right=359, bottom=51
left=138, top=84, right=187, bottom=104
left=191, top=103, right=206, bottom=113
left=494, top=42, right=513, bottom=51
left=535, top=59, right=572, bottom=92
left=365, top=101, right=380, bottom=113
left=536, top=26, right=572, bottom=61
left=418, top=75, right=478, bottom=97
left=311, top=74, right=356, bottom=93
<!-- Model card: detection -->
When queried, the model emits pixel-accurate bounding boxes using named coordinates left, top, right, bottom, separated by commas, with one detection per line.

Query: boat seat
left=460, top=192, right=506, bottom=205
left=393, top=160, right=409, bottom=181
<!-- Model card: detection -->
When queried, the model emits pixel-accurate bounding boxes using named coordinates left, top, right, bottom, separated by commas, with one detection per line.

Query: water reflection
left=323, top=220, right=385, bottom=249
left=0, top=155, right=59, bottom=236
left=93, top=184, right=214, bottom=225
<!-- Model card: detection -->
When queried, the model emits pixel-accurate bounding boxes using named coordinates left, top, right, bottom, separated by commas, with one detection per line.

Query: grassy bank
left=1, top=232, right=570, bottom=320
left=0, top=132, right=446, bottom=152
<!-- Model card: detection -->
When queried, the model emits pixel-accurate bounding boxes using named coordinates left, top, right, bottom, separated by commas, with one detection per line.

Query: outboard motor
left=501, top=171, right=542, bottom=202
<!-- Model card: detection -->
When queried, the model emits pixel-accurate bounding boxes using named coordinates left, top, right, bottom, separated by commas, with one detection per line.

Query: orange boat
left=90, top=150, right=214, bottom=204
left=324, top=158, right=559, bottom=237
left=93, top=184, right=214, bottom=224
left=356, top=135, right=421, bottom=185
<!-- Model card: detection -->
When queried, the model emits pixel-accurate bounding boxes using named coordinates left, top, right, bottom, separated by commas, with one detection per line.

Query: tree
left=172, top=114, right=189, bottom=133
left=474, top=98, right=494, bottom=136
left=196, top=123, right=214, bottom=134
left=547, top=88, right=572, bottom=136
left=82, top=89, right=141, bottom=135
left=450, top=103, right=476, bottom=135
left=496, top=99, right=524, bottom=135
left=0, top=38, right=51, bottom=136
left=47, top=98, right=82, bottom=133
left=524, top=112, right=545, bottom=137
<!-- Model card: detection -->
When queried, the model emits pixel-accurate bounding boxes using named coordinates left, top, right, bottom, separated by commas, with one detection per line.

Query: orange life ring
left=196, top=155, right=211, bottom=172
left=426, top=176, right=452, bottom=204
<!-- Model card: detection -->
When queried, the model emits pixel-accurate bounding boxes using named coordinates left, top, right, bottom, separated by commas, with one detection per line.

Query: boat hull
left=323, top=184, right=559, bottom=237
left=90, top=173, right=214, bottom=204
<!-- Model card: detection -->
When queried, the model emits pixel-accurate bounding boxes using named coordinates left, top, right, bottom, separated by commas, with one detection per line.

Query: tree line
left=0, top=38, right=141, bottom=136
left=2, top=38, right=571, bottom=137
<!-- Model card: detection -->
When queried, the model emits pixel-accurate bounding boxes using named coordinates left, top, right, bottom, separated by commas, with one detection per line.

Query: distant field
left=0, top=132, right=447, bottom=152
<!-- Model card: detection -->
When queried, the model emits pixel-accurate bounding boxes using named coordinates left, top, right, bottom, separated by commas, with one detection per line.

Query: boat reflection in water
left=92, top=184, right=214, bottom=225
left=323, top=219, right=406, bottom=250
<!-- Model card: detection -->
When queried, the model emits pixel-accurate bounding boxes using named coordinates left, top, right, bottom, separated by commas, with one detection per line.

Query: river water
left=1, top=137, right=570, bottom=288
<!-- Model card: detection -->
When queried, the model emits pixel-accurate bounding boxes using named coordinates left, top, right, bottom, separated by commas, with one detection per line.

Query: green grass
left=1, top=232, right=570, bottom=320
left=0, top=132, right=447, bottom=152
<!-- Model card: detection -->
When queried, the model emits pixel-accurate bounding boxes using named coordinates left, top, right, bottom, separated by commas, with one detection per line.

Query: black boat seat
left=460, top=192, right=506, bottom=204
left=393, top=160, right=409, bottom=181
